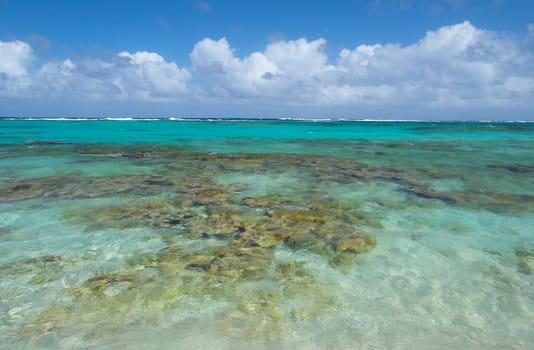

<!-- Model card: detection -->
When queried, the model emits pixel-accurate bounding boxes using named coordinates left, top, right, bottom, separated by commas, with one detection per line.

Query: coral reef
left=4, top=140, right=533, bottom=344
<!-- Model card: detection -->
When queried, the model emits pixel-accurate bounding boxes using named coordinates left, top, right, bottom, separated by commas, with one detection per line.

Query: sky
left=1, top=0, right=534, bottom=120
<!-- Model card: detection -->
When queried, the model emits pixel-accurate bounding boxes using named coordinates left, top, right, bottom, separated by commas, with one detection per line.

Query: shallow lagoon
left=1, top=119, right=533, bottom=349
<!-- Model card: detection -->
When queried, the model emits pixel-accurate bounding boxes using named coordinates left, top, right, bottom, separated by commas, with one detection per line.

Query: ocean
left=1, top=118, right=533, bottom=349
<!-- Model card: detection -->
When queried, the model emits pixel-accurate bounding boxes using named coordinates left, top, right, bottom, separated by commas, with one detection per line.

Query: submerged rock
left=70, top=198, right=191, bottom=230
left=22, top=305, right=72, bottom=335
left=517, top=260, right=533, bottom=275
left=0, top=255, right=65, bottom=286
left=0, top=174, right=181, bottom=202
left=266, top=208, right=332, bottom=224
left=401, top=187, right=458, bottom=203
left=185, top=186, right=233, bottom=206
left=84, top=273, right=138, bottom=293
left=336, top=236, right=376, bottom=254
left=515, top=248, right=534, bottom=258
left=242, top=197, right=280, bottom=208
left=488, top=164, right=534, bottom=173
left=5, top=143, right=526, bottom=213
left=515, top=247, right=534, bottom=275
left=185, top=209, right=245, bottom=239
left=0, top=255, right=63, bottom=275
left=0, top=180, right=50, bottom=202
left=12, top=144, right=389, bottom=342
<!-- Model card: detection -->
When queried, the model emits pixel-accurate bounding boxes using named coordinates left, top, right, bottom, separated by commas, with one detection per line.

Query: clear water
left=1, top=119, right=533, bottom=349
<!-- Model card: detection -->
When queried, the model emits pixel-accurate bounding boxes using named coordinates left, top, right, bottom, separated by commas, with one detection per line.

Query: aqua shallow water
left=0, top=119, right=533, bottom=349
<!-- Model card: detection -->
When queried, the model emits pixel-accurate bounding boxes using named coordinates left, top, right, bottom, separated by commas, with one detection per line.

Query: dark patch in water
left=24, top=140, right=64, bottom=146
left=0, top=255, right=63, bottom=274
left=2, top=144, right=533, bottom=214
left=401, top=187, right=458, bottom=203
left=488, top=164, right=534, bottom=173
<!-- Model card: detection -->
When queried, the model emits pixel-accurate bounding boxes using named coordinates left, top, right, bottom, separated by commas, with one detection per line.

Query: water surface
left=1, top=119, right=533, bottom=349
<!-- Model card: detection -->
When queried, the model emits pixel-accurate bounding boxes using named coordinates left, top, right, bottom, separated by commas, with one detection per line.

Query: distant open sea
left=1, top=118, right=533, bottom=349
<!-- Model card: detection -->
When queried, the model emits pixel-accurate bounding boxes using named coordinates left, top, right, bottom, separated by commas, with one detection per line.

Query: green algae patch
left=70, top=198, right=189, bottom=230
left=3, top=143, right=531, bottom=214
left=24, top=245, right=340, bottom=342
left=515, top=247, right=534, bottom=275
left=7, top=143, right=488, bottom=344
left=22, top=305, right=74, bottom=336
left=0, top=174, right=181, bottom=202
left=0, top=255, right=65, bottom=277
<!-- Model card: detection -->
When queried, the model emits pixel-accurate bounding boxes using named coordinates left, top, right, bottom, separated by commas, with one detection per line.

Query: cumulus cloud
left=0, top=45, right=191, bottom=102
left=331, top=21, right=532, bottom=107
left=1, top=21, right=534, bottom=118
left=0, top=40, right=33, bottom=96
left=191, top=37, right=334, bottom=101
left=0, top=40, right=33, bottom=77
left=191, top=21, right=534, bottom=109
left=116, top=51, right=191, bottom=99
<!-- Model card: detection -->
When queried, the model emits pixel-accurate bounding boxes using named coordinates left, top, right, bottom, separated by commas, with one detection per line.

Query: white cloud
left=190, top=22, right=534, bottom=110
left=191, top=37, right=334, bottom=101
left=1, top=21, right=534, bottom=118
left=0, top=40, right=33, bottom=77
left=0, top=40, right=33, bottom=96
left=117, top=51, right=191, bottom=99
left=0, top=45, right=191, bottom=102
left=332, top=21, right=531, bottom=107
left=191, top=37, right=273, bottom=97
left=38, top=59, right=75, bottom=93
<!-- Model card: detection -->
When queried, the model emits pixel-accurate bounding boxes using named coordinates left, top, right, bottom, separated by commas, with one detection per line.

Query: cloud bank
left=1, top=21, right=534, bottom=119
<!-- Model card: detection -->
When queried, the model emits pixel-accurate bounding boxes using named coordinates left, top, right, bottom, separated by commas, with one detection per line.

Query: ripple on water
left=0, top=137, right=533, bottom=349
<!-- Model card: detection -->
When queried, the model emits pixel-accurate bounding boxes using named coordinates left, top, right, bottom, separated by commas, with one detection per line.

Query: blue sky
left=1, top=0, right=534, bottom=119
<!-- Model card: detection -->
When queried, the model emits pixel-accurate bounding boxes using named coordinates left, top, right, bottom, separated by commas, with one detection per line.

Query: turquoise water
left=1, top=119, right=533, bottom=349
